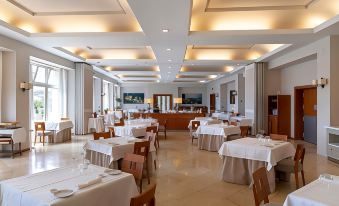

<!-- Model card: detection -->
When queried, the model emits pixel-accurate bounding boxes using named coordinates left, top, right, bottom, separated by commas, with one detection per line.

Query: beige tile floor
left=1, top=131, right=339, bottom=206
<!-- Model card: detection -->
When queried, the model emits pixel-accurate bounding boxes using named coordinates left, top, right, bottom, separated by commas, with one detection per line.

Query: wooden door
left=153, top=94, right=173, bottom=111
left=303, top=88, right=317, bottom=144
left=277, top=95, right=291, bottom=137
left=210, top=94, right=216, bottom=112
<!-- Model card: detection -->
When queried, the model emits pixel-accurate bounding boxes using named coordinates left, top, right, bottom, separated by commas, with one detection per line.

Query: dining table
left=229, top=116, right=253, bottom=126
left=188, top=118, right=221, bottom=129
left=218, top=137, right=296, bottom=192
left=88, top=118, right=104, bottom=133
left=114, top=123, right=151, bottom=138
left=84, top=136, right=156, bottom=174
left=0, top=164, right=138, bottom=206
left=195, top=124, right=241, bottom=151
left=45, top=120, right=73, bottom=143
left=283, top=175, right=339, bottom=206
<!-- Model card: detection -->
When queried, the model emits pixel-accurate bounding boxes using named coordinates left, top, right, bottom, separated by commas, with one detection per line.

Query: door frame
left=153, top=94, right=173, bottom=110
left=294, top=85, right=317, bottom=140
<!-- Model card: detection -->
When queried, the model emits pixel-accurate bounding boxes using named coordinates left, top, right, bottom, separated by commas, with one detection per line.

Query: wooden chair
left=158, top=119, right=167, bottom=139
left=121, top=153, right=145, bottom=193
left=34, top=122, right=53, bottom=146
left=222, top=119, right=229, bottom=124
left=93, top=132, right=111, bottom=140
left=146, top=126, right=159, bottom=149
left=108, top=127, right=115, bottom=137
left=270, top=134, right=288, bottom=141
left=134, top=141, right=151, bottom=187
left=230, top=121, right=238, bottom=126
left=144, top=132, right=157, bottom=171
left=130, top=184, right=156, bottom=206
left=191, top=120, right=200, bottom=144
left=114, top=118, right=125, bottom=126
left=252, top=167, right=281, bottom=206
left=275, top=144, right=306, bottom=189
left=240, top=126, right=249, bottom=137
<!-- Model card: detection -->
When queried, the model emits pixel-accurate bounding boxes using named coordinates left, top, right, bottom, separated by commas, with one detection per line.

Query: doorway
left=153, top=94, right=173, bottom=111
left=210, top=94, right=216, bottom=113
left=294, top=85, right=317, bottom=144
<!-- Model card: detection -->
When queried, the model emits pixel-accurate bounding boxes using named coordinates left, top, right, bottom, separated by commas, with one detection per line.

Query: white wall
left=238, top=74, right=245, bottom=115
left=244, top=64, right=255, bottom=119
left=178, top=86, right=207, bottom=106
left=0, top=51, right=2, bottom=119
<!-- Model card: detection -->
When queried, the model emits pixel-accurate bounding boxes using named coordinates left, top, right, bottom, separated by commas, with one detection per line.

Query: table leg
left=11, top=140, right=14, bottom=159
left=19, top=142, right=22, bottom=156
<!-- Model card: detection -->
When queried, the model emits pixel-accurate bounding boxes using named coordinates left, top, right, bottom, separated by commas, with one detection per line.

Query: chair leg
left=295, top=171, right=299, bottom=189
left=164, top=130, right=167, bottom=139
left=154, top=159, right=157, bottom=170
left=146, top=161, right=150, bottom=185
left=42, top=136, right=45, bottom=146
left=301, top=170, right=306, bottom=186
left=156, top=136, right=160, bottom=149
left=19, top=142, right=22, bottom=156
left=140, top=179, right=143, bottom=193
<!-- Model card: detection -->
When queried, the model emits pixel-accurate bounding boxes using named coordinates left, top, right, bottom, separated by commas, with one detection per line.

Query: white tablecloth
left=211, top=113, right=230, bottom=120
left=46, top=120, right=73, bottom=131
left=194, top=117, right=212, bottom=121
left=195, top=124, right=241, bottom=137
left=88, top=118, right=104, bottom=133
left=0, top=127, right=26, bottom=144
left=102, top=114, right=115, bottom=126
left=283, top=176, right=339, bottom=206
left=230, top=116, right=253, bottom=126
left=125, top=119, right=157, bottom=125
left=188, top=119, right=222, bottom=129
left=114, top=124, right=149, bottom=137
left=218, top=137, right=296, bottom=171
left=0, top=165, right=138, bottom=206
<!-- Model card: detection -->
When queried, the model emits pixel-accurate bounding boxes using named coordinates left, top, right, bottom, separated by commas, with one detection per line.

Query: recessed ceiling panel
left=8, top=0, right=124, bottom=15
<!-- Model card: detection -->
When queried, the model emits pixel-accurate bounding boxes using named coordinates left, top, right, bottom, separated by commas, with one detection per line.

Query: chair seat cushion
left=276, top=158, right=302, bottom=173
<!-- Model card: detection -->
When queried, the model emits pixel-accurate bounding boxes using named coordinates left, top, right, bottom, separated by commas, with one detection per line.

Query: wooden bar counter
left=132, top=112, right=205, bottom=130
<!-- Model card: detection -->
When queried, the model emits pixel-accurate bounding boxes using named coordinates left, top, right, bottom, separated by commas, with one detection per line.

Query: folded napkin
left=78, top=177, right=102, bottom=189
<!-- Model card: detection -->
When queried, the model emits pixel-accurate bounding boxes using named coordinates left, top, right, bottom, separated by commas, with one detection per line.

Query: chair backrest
left=222, top=120, right=229, bottom=124
left=146, top=126, right=158, bottom=133
left=294, top=144, right=305, bottom=164
left=121, top=153, right=145, bottom=181
left=144, top=132, right=156, bottom=142
left=134, top=140, right=150, bottom=158
left=230, top=121, right=238, bottom=126
left=240, top=126, right=249, bottom=137
left=158, top=119, right=167, bottom=127
left=109, top=127, right=115, bottom=137
left=93, top=132, right=111, bottom=140
left=252, top=167, right=271, bottom=206
left=34, top=122, right=46, bottom=132
left=130, top=184, right=156, bottom=206
left=270, top=134, right=288, bottom=141
left=191, top=121, right=200, bottom=130
left=114, top=118, right=125, bottom=126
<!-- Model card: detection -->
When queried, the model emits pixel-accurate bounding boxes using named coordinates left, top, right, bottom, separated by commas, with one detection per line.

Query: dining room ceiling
left=0, top=0, right=339, bottom=84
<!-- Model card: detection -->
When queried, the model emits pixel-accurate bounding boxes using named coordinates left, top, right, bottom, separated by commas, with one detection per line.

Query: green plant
left=116, top=97, right=122, bottom=103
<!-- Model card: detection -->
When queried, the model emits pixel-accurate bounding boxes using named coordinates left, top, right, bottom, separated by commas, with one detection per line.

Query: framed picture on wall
left=123, top=93, right=145, bottom=104
left=230, top=90, right=237, bottom=104
left=182, top=93, right=203, bottom=104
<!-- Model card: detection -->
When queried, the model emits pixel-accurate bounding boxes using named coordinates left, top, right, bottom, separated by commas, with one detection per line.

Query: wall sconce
left=312, top=77, right=328, bottom=88
left=19, top=82, right=32, bottom=92
left=231, top=90, right=238, bottom=96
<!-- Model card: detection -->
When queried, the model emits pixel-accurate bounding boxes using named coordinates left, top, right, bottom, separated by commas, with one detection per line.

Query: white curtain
left=75, top=63, right=85, bottom=135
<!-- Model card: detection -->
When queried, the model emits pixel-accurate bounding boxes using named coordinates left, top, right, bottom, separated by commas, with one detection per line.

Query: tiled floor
left=1, top=131, right=339, bottom=206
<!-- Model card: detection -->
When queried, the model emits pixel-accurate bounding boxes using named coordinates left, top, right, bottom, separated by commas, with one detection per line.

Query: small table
left=0, top=127, right=26, bottom=158
left=88, top=118, right=104, bottom=133
left=284, top=175, right=339, bottom=206
left=46, top=120, right=73, bottom=143
left=84, top=137, right=156, bottom=174
left=114, top=123, right=150, bottom=137
left=0, top=165, right=139, bottom=206
left=195, top=124, right=241, bottom=151
left=230, top=116, right=253, bottom=126
left=218, top=137, right=295, bottom=192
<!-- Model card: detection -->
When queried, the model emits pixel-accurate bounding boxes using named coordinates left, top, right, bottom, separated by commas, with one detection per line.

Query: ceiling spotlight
left=168, top=66, right=172, bottom=69
left=200, top=80, right=206, bottom=83
left=167, top=72, right=171, bottom=74
left=209, top=75, right=218, bottom=79
left=162, top=29, right=169, bottom=33
left=166, top=48, right=171, bottom=51
left=156, top=80, right=160, bottom=83
left=237, top=64, right=240, bottom=66
left=168, top=59, right=172, bottom=62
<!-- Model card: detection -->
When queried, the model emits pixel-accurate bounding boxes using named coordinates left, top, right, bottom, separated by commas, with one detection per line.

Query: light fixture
left=168, top=59, right=172, bottom=62
left=156, top=80, right=160, bottom=83
left=312, top=77, right=328, bottom=88
left=145, top=98, right=153, bottom=111
left=19, top=82, right=33, bottom=92
left=168, top=66, right=172, bottom=68
left=199, top=80, right=206, bottom=83
left=162, top=29, right=169, bottom=33
left=166, top=48, right=171, bottom=51
left=173, top=98, right=182, bottom=111
left=209, top=75, right=218, bottom=79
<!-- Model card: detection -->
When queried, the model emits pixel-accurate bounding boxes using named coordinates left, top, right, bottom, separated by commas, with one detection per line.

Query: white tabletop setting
left=283, top=174, right=339, bottom=206
left=229, top=116, right=253, bottom=126
left=0, top=127, right=26, bottom=144
left=194, top=123, right=241, bottom=152
left=218, top=137, right=296, bottom=192
left=102, top=114, right=115, bottom=126
left=84, top=136, right=156, bottom=173
left=125, top=118, right=157, bottom=126
left=88, top=118, right=105, bottom=133
left=114, top=123, right=151, bottom=137
left=0, top=164, right=138, bottom=206
left=188, top=118, right=222, bottom=129
left=46, top=120, right=73, bottom=143
left=211, top=112, right=230, bottom=120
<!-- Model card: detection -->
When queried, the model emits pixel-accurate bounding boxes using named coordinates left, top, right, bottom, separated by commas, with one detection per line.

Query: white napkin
left=78, top=177, right=102, bottom=189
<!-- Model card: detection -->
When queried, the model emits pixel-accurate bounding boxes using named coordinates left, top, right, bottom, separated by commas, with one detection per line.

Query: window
left=30, top=59, right=68, bottom=124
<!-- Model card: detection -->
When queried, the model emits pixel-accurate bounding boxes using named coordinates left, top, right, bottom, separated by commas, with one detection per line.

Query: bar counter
left=133, top=112, right=205, bottom=130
